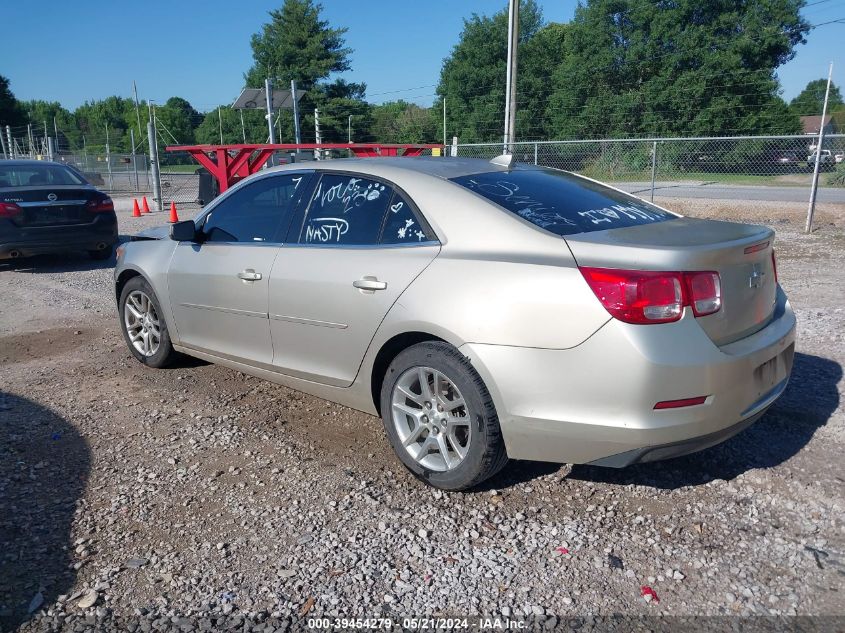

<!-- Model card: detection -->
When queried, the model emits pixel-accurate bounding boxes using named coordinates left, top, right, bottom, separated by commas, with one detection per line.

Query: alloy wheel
left=390, top=366, right=472, bottom=472
left=124, top=290, right=161, bottom=357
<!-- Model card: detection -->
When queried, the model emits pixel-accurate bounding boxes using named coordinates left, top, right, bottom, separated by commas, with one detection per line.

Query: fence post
left=534, top=143, right=538, bottom=165
left=806, top=62, right=834, bottom=234
left=5, top=126, right=12, bottom=159
left=105, top=126, right=113, bottom=191
left=650, top=141, right=658, bottom=202
left=147, top=121, right=163, bottom=211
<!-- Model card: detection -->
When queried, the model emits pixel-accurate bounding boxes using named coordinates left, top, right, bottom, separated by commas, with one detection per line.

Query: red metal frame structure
left=165, top=143, right=444, bottom=193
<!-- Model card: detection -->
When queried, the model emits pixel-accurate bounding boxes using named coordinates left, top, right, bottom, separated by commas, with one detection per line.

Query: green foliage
left=545, top=0, right=807, bottom=140
left=243, top=0, right=370, bottom=144
left=437, top=0, right=545, bottom=142
left=245, top=0, right=351, bottom=91
left=790, top=79, right=843, bottom=117
left=0, top=75, right=26, bottom=127
left=828, top=161, right=845, bottom=187
left=370, top=100, right=438, bottom=143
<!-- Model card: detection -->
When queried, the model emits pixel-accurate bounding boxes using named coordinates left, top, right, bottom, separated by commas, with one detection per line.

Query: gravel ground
left=1, top=195, right=843, bottom=632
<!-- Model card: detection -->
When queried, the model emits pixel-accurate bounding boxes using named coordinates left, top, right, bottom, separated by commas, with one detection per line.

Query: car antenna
left=490, top=153, right=516, bottom=168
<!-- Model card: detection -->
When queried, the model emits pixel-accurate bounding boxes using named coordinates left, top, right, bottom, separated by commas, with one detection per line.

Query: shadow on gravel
left=0, top=392, right=90, bottom=632
left=568, top=352, right=842, bottom=490
left=0, top=250, right=114, bottom=274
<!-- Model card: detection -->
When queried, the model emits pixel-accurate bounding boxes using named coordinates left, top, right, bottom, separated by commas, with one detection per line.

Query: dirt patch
left=0, top=326, right=93, bottom=364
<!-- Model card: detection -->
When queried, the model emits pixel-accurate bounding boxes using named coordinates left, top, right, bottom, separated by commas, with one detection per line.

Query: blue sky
left=2, top=0, right=843, bottom=113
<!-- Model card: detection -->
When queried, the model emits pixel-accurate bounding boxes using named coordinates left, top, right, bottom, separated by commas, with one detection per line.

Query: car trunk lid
left=565, top=217, right=777, bottom=346
left=2, top=186, right=99, bottom=227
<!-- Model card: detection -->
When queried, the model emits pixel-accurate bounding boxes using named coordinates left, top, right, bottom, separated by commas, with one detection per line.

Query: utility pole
left=442, top=98, right=447, bottom=148
left=133, top=81, right=143, bottom=144
left=348, top=115, right=352, bottom=144
left=291, top=79, right=302, bottom=146
left=6, top=126, right=13, bottom=159
left=147, top=119, right=162, bottom=211
left=502, top=0, right=519, bottom=154
left=239, top=110, right=247, bottom=143
left=105, top=124, right=113, bottom=190
left=0, top=129, right=7, bottom=159
left=314, top=108, right=322, bottom=160
left=130, top=128, right=140, bottom=191
left=264, top=77, right=276, bottom=166
left=217, top=106, right=224, bottom=145
left=53, top=117, right=59, bottom=151
left=806, top=61, right=834, bottom=234
left=27, top=124, right=34, bottom=157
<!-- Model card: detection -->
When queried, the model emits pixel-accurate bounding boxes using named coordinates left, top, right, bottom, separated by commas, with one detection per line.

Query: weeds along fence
left=454, top=134, right=845, bottom=199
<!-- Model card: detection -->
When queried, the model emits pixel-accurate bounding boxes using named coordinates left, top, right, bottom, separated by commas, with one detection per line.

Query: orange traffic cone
left=132, top=199, right=141, bottom=217
left=141, top=196, right=150, bottom=213
left=169, top=201, right=179, bottom=223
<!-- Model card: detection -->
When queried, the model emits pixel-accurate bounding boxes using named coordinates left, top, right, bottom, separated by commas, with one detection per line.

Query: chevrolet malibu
left=114, top=157, right=795, bottom=490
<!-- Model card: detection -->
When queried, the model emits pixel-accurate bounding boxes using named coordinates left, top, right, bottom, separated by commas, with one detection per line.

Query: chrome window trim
left=279, top=240, right=440, bottom=251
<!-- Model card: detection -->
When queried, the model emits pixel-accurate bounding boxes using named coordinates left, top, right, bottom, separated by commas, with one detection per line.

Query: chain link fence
left=454, top=134, right=845, bottom=201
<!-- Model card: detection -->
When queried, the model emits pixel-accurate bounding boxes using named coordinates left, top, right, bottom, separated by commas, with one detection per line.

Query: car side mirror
left=170, top=220, right=198, bottom=242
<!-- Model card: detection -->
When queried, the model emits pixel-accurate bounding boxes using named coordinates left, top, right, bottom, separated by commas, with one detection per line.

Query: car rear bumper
left=460, top=286, right=796, bottom=466
left=0, top=214, right=117, bottom=259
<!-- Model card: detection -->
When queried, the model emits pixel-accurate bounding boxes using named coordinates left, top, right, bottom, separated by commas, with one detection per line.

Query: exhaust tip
left=9, top=250, right=20, bottom=258
left=96, top=242, right=107, bottom=251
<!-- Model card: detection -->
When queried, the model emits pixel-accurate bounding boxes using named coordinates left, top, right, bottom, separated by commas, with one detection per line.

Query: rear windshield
left=0, top=164, right=85, bottom=188
left=450, top=168, right=675, bottom=236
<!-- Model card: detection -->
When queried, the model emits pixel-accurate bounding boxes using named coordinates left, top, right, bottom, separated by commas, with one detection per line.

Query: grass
left=159, top=164, right=200, bottom=173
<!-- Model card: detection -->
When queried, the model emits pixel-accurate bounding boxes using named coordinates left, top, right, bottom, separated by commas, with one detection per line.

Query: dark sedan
left=0, top=160, right=118, bottom=260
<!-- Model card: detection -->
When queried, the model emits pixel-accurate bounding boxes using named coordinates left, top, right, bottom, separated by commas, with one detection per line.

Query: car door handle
left=353, top=277, right=387, bottom=291
left=237, top=269, right=262, bottom=281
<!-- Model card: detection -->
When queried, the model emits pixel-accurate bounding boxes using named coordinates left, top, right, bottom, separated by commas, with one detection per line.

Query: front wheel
left=119, top=276, right=178, bottom=368
left=380, top=341, right=508, bottom=490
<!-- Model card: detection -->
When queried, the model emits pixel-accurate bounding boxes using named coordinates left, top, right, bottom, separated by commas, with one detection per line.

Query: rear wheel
left=380, top=341, right=508, bottom=490
left=119, top=276, right=177, bottom=368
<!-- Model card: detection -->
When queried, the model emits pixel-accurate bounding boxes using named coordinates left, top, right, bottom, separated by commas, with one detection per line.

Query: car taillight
left=579, top=267, right=722, bottom=324
left=87, top=196, right=114, bottom=213
left=0, top=202, right=22, bottom=218
left=684, top=271, right=721, bottom=317
left=771, top=250, right=778, bottom=284
left=579, top=268, right=685, bottom=324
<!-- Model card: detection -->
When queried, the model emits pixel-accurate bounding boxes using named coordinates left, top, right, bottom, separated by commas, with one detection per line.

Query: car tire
left=89, top=246, right=113, bottom=260
left=119, top=276, right=178, bottom=368
left=380, top=341, right=508, bottom=490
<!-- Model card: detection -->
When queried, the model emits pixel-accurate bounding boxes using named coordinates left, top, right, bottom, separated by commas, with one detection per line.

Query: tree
left=370, top=100, right=438, bottom=143
left=72, top=97, right=139, bottom=152
left=790, top=79, right=843, bottom=117
left=546, top=0, right=808, bottom=139
left=0, top=75, right=25, bottom=128
left=436, top=0, right=545, bottom=143
left=21, top=100, right=79, bottom=151
left=243, top=0, right=368, bottom=144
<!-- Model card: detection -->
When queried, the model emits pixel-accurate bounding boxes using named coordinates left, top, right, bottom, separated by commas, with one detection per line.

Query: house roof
left=800, top=115, right=833, bottom=135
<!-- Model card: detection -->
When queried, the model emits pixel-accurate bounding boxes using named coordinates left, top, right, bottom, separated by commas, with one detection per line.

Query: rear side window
left=451, top=169, right=674, bottom=236
left=300, top=174, right=391, bottom=245
left=380, top=193, right=434, bottom=244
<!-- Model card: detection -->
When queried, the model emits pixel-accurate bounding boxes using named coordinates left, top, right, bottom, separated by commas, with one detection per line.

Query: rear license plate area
left=754, top=356, right=778, bottom=389
left=753, top=343, right=794, bottom=391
